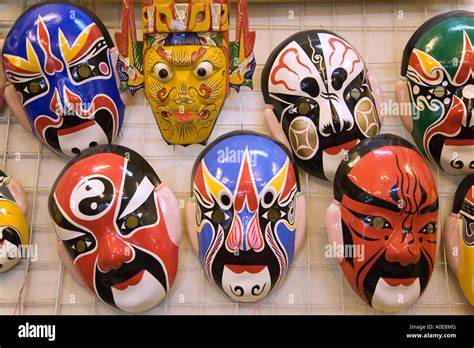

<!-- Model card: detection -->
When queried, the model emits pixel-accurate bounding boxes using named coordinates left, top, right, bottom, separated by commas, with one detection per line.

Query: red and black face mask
left=49, top=144, right=179, bottom=312
left=333, top=134, right=439, bottom=312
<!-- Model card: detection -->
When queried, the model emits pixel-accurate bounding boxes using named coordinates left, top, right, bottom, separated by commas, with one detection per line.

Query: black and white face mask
left=262, top=30, right=381, bottom=181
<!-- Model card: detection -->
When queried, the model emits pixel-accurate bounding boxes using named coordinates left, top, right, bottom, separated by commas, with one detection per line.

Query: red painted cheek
left=75, top=252, right=99, bottom=291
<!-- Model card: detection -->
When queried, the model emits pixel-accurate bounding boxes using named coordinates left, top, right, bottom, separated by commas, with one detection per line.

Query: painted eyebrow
left=342, top=176, right=400, bottom=213
left=420, top=199, right=438, bottom=215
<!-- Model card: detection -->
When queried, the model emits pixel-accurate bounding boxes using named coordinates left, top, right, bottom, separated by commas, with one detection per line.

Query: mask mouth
left=382, top=277, right=417, bottom=287
left=39, top=108, right=116, bottom=156
left=362, top=251, right=432, bottom=305
left=171, top=111, right=196, bottom=123
left=94, top=246, right=168, bottom=308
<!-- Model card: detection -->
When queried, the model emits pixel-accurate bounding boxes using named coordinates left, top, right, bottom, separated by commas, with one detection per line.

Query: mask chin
left=395, top=79, right=413, bottom=133
left=57, top=240, right=85, bottom=287
left=325, top=200, right=344, bottom=264
left=185, top=200, right=199, bottom=255
left=156, top=183, right=181, bottom=247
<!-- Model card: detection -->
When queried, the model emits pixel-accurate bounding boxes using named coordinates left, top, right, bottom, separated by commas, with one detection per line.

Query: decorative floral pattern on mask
left=191, top=132, right=300, bottom=302
left=262, top=30, right=381, bottom=182
left=49, top=145, right=180, bottom=312
left=2, top=2, right=125, bottom=157
left=331, top=134, right=439, bottom=312
left=401, top=11, right=474, bottom=174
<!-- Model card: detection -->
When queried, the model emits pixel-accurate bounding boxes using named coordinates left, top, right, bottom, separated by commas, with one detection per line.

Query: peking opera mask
left=49, top=144, right=181, bottom=312
left=115, top=0, right=256, bottom=145
left=186, top=131, right=306, bottom=302
left=444, top=174, right=474, bottom=305
left=326, top=134, right=439, bottom=312
left=1, top=1, right=131, bottom=158
left=261, top=30, right=383, bottom=182
left=396, top=11, right=474, bottom=175
left=0, top=171, right=29, bottom=273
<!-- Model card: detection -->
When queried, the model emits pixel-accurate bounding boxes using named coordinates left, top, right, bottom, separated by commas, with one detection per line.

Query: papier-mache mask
left=326, top=134, right=439, bottom=312
left=0, top=171, right=29, bottom=273
left=262, top=30, right=383, bottom=182
left=186, top=131, right=306, bottom=302
left=49, top=144, right=181, bottom=312
left=396, top=11, right=474, bottom=175
left=444, top=174, right=474, bottom=305
left=115, top=0, right=256, bottom=145
left=1, top=1, right=130, bottom=157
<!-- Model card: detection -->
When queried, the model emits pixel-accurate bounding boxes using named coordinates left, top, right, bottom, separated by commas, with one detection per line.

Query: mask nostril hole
left=89, top=141, right=98, bottom=147
left=71, top=148, right=80, bottom=155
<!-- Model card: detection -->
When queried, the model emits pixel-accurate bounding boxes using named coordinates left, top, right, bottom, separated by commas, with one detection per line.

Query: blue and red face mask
left=2, top=1, right=127, bottom=157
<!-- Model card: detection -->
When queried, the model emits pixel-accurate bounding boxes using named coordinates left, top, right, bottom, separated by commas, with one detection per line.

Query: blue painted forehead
left=200, top=134, right=294, bottom=193
left=3, top=2, right=113, bottom=57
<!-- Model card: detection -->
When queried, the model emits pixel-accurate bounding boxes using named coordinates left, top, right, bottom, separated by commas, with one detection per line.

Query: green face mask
left=397, top=11, right=474, bottom=174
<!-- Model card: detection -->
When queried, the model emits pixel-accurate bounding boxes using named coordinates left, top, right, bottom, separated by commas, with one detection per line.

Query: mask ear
left=6, top=177, right=28, bottom=216
left=185, top=200, right=199, bottom=255
left=325, top=200, right=344, bottom=264
left=444, top=213, right=462, bottom=274
left=294, top=195, right=307, bottom=255
left=4, top=84, right=32, bottom=132
left=367, top=72, right=384, bottom=125
left=263, top=106, right=291, bottom=151
left=110, top=48, right=130, bottom=106
left=57, top=240, right=84, bottom=287
left=395, top=79, right=413, bottom=133
left=0, top=35, right=5, bottom=108
left=156, top=183, right=182, bottom=247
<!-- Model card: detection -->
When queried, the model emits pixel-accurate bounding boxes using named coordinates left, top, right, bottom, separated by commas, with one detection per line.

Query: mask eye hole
left=350, top=87, right=362, bottom=100
left=212, top=210, right=225, bottom=223
left=267, top=208, right=281, bottom=221
left=125, top=215, right=140, bottom=229
left=28, top=81, right=41, bottom=94
left=432, top=86, right=446, bottom=98
left=297, top=101, right=312, bottom=115
left=194, top=61, right=213, bottom=79
left=75, top=240, right=87, bottom=253
left=371, top=216, right=385, bottom=228
left=77, top=64, right=93, bottom=79
left=421, top=222, right=436, bottom=234
left=154, top=63, right=172, bottom=82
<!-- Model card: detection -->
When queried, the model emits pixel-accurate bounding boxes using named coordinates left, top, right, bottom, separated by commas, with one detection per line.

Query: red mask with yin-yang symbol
left=49, top=144, right=181, bottom=312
